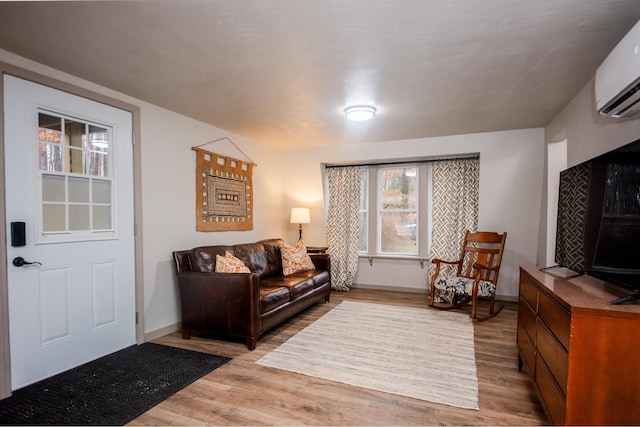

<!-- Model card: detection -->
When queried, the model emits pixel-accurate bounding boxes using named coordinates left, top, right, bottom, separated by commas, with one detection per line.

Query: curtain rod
left=324, top=155, right=479, bottom=169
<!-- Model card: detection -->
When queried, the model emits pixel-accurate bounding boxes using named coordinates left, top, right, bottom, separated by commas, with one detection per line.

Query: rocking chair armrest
left=429, top=258, right=462, bottom=292
left=431, top=258, right=462, bottom=266
left=472, top=262, right=499, bottom=272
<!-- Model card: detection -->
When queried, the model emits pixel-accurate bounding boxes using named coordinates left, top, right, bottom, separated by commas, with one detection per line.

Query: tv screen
left=592, top=162, right=640, bottom=273
left=555, top=139, right=640, bottom=303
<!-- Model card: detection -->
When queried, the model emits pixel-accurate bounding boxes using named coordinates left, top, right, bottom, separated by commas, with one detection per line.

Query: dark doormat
left=0, top=342, right=230, bottom=425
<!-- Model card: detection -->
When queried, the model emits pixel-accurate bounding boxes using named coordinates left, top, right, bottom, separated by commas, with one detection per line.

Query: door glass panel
left=38, top=113, right=63, bottom=172
left=93, top=206, right=111, bottom=230
left=88, top=125, right=110, bottom=177
left=92, top=180, right=110, bottom=204
left=42, top=204, right=66, bottom=232
left=42, top=174, right=66, bottom=202
left=69, top=205, right=90, bottom=230
left=39, top=144, right=64, bottom=172
left=65, top=121, right=86, bottom=174
left=68, top=177, right=90, bottom=203
left=89, top=125, right=109, bottom=149
left=87, top=152, right=109, bottom=177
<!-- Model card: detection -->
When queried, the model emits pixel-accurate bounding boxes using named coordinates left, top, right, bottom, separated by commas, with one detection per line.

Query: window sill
left=358, top=254, right=430, bottom=268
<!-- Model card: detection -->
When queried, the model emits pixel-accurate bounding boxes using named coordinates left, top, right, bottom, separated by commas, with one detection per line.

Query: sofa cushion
left=262, top=275, right=315, bottom=300
left=190, top=246, right=234, bottom=273
left=258, top=238, right=285, bottom=277
left=281, top=241, right=315, bottom=276
left=260, top=286, right=291, bottom=313
left=291, top=269, right=331, bottom=288
left=233, top=243, right=269, bottom=278
left=215, top=251, right=251, bottom=273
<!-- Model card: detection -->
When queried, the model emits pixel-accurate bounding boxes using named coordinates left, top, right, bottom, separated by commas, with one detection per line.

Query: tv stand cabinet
left=518, top=266, right=640, bottom=425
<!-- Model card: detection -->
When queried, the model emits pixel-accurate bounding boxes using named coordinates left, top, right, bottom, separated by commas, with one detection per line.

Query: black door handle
left=13, top=257, right=42, bottom=267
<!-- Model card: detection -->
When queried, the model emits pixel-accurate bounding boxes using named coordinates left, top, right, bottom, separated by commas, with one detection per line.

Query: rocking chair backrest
left=457, top=230, right=507, bottom=286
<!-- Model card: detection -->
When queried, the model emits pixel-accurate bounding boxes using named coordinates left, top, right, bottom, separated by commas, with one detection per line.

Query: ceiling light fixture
left=344, top=105, right=376, bottom=121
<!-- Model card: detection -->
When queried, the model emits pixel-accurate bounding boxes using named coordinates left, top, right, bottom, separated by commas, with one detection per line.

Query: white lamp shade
left=290, top=207, right=311, bottom=224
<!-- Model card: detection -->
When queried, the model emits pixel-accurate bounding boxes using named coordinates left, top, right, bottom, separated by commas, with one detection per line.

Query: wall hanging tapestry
left=192, top=141, right=256, bottom=231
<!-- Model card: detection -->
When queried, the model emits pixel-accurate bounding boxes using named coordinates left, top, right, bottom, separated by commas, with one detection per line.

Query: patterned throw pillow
left=215, top=251, right=251, bottom=273
left=281, top=240, right=316, bottom=276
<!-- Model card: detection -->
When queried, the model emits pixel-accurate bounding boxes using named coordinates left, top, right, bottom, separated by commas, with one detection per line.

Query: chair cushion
left=433, top=275, right=496, bottom=301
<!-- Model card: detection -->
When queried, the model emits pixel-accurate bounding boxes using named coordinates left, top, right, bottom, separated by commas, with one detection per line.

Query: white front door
left=3, top=75, right=136, bottom=389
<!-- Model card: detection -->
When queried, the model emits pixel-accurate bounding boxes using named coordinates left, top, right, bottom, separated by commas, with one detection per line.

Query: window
left=37, top=110, right=114, bottom=240
left=331, top=157, right=479, bottom=260
left=359, top=163, right=428, bottom=257
left=379, top=165, right=418, bottom=254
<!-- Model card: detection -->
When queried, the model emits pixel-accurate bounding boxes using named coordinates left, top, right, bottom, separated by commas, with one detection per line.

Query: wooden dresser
left=518, top=265, right=640, bottom=425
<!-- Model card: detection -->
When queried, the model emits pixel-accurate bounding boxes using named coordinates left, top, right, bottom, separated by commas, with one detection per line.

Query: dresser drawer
left=519, top=297, right=537, bottom=340
left=538, top=290, right=571, bottom=351
left=517, top=321, right=536, bottom=375
left=536, top=320, right=569, bottom=395
left=536, top=355, right=566, bottom=426
left=519, top=274, right=538, bottom=310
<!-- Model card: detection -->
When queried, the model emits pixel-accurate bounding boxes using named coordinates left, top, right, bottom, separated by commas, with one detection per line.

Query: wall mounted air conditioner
left=595, top=20, right=640, bottom=118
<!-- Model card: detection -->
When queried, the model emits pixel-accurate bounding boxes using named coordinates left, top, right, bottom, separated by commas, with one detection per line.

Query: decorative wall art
left=192, top=139, right=256, bottom=231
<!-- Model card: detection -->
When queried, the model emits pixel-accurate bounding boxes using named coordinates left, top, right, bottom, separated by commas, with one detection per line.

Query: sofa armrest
left=309, top=253, right=330, bottom=272
left=176, top=271, right=262, bottom=338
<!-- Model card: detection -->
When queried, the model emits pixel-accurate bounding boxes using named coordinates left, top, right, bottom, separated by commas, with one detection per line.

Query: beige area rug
left=256, top=300, right=479, bottom=410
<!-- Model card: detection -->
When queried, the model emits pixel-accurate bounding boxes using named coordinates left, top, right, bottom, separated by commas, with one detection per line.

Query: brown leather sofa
left=172, top=238, right=331, bottom=350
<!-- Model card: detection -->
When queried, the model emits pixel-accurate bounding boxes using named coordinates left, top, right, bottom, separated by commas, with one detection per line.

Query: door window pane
left=65, top=120, right=86, bottom=174
left=42, top=204, right=66, bottom=232
left=87, top=125, right=110, bottom=177
left=38, top=113, right=63, bottom=172
left=93, top=206, right=111, bottom=230
left=42, top=174, right=66, bottom=202
left=87, top=151, right=109, bottom=177
left=69, top=205, right=90, bottom=230
left=92, top=180, right=110, bottom=204
left=69, top=177, right=90, bottom=203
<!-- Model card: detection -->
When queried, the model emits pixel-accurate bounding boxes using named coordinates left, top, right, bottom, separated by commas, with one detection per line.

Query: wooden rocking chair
left=428, top=230, right=507, bottom=321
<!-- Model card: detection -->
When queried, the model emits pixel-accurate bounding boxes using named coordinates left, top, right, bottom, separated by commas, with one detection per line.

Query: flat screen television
left=554, top=138, right=640, bottom=304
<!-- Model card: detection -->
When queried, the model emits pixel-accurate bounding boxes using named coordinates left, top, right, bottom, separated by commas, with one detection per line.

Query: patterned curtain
left=429, top=158, right=480, bottom=278
left=326, top=167, right=362, bottom=291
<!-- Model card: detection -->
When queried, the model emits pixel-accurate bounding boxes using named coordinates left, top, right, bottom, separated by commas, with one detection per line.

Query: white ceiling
left=1, top=0, right=640, bottom=149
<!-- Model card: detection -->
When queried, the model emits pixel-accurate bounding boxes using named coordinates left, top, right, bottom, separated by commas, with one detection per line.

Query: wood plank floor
left=128, top=289, right=547, bottom=426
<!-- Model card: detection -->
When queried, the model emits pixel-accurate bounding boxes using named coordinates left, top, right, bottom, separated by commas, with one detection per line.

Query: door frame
left=0, top=62, right=144, bottom=398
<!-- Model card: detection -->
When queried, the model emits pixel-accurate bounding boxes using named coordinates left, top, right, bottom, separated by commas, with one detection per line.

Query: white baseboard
left=144, top=322, right=181, bottom=342
left=351, top=283, right=427, bottom=294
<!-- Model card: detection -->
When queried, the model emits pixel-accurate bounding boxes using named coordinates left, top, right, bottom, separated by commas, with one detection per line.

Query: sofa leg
left=325, top=294, right=331, bottom=303
left=246, top=336, right=257, bottom=351
left=182, top=328, right=191, bottom=339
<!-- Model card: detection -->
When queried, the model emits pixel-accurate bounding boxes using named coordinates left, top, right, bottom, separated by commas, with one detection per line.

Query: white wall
left=138, top=107, right=285, bottom=335
left=0, top=49, right=286, bottom=338
left=546, top=80, right=640, bottom=167
left=279, top=128, right=545, bottom=299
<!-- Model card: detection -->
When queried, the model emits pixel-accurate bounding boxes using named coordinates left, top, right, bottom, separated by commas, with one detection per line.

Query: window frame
left=36, top=108, right=117, bottom=244
left=360, top=162, right=430, bottom=258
